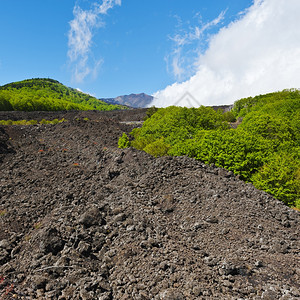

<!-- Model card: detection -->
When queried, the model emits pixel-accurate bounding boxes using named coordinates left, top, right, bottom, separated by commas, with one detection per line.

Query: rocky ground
left=0, top=110, right=299, bottom=300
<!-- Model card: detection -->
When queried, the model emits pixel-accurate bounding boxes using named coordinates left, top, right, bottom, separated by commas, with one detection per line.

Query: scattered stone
left=0, top=110, right=299, bottom=299
left=38, top=227, right=65, bottom=255
left=79, top=206, right=104, bottom=227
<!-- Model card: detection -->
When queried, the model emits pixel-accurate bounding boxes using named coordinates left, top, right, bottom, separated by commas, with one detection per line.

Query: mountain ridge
left=101, top=93, right=154, bottom=108
left=0, top=78, right=127, bottom=111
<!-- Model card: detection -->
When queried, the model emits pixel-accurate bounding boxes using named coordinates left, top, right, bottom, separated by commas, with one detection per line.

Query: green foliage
left=239, top=113, right=294, bottom=142
left=222, top=111, right=236, bottom=122
left=0, top=93, right=13, bottom=111
left=143, top=137, right=171, bottom=157
left=0, top=78, right=127, bottom=112
left=170, top=129, right=272, bottom=180
left=144, top=106, right=158, bottom=120
left=0, top=118, right=66, bottom=126
left=129, top=89, right=300, bottom=208
left=118, top=133, right=130, bottom=149
left=131, top=106, right=228, bottom=147
left=251, top=150, right=300, bottom=207
left=232, top=89, right=300, bottom=118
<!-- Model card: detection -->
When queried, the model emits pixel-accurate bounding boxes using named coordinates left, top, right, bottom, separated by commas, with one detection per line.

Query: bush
left=143, top=137, right=171, bottom=157
left=127, top=89, right=300, bottom=208
left=251, top=150, right=300, bottom=208
left=118, top=133, right=130, bottom=149
left=131, top=106, right=229, bottom=150
left=28, top=120, right=38, bottom=125
left=239, top=113, right=294, bottom=142
left=0, top=94, right=13, bottom=111
left=222, top=111, right=236, bottom=122
left=170, top=129, right=272, bottom=180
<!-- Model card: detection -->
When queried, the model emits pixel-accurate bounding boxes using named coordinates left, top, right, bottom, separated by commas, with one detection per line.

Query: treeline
left=119, top=89, right=300, bottom=209
left=0, top=78, right=126, bottom=111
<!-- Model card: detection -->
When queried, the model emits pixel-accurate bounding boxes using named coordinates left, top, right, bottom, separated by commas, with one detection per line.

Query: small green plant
left=33, top=222, right=42, bottom=229
left=28, top=119, right=38, bottom=125
left=118, top=133, right=130, bottom=149
left=0, top=210, right=6, bottom=216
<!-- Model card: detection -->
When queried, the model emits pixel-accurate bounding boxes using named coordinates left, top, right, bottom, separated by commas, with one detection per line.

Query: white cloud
left=152, top=0, right=300, bottom=107
left=166, top=11, right=226, bottom=81
left=95, top=0, right=122, bottom=14
left=68, top=0, right=121, bottom=83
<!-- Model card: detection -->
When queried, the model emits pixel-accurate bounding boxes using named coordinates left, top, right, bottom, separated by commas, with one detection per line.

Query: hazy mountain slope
left=102, top=93, right=154, bottom=108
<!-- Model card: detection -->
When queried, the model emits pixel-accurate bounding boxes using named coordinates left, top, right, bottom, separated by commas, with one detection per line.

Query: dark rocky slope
left=0, top=111, right=299, bottom=299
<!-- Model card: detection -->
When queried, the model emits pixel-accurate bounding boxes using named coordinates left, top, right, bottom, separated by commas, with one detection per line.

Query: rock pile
left=0, top=111, right=299, bottom=299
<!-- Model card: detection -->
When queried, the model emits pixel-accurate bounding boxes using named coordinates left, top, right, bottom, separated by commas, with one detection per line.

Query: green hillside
left=0, top=78, right=126, bottom=111
left=119, top=89, right=300, bottom=208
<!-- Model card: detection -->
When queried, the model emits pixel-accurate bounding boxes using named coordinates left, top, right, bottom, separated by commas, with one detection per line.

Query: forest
left=0, top=78, right=126, bottom=111
left=119, top=89, right=300, bottom=209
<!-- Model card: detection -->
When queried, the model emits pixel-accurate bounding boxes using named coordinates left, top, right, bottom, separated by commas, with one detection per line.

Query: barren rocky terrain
left=0, top=110, right=299, bottom=299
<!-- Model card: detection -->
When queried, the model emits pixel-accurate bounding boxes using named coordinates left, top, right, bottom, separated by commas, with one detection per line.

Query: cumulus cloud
left=68, top=0, right=121, bottom=82
left=152, top=0, right=300, bottom=107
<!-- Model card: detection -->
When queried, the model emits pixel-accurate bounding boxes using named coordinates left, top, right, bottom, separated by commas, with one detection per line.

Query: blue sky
left=0, top=0, right=252, bottom=98
left=1, top=0, right=300, bottom=106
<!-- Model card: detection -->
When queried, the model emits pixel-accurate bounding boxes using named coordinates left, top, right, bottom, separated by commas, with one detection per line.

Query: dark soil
left=0, top=110, right=299, bottom=299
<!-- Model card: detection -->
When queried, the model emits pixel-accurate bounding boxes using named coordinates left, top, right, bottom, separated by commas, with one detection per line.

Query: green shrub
left=28, top=120, right=38, bottom=125
left=170, top=129, right=272, bottom=180
left=0, top=118, right=66, bottom=126
left=143, top=137, right=171, bottom=157
left=127, top=89, right=300, bottom=208
left=131, top=106, right=229, bottom=150
left=118, top=133, right=130, bottom=149
left=222, top=111, right=236, bottom=122
left=144, top=106, right=158, bottom=120
left=0, top=94, right=13, bottom=111
left=251, top=150, right=300, bottom=208
left=239, top=113, right=294, bottom=142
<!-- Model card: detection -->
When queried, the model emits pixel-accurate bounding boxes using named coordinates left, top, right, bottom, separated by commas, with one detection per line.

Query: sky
left=1, top=0, right=300, bottom=107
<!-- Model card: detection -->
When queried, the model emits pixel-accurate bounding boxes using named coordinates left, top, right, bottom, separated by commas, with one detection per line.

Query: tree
left=0, top=93, right=13, bottom=111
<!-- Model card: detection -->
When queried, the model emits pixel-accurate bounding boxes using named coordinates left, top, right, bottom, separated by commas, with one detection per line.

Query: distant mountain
left=0, top=78, right=127, bottom=111
left=102, top=93, right=154, bottom=108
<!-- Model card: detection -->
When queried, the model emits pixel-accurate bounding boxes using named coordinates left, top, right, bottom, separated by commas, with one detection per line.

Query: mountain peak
left=104, top=93, right=154, bottom=108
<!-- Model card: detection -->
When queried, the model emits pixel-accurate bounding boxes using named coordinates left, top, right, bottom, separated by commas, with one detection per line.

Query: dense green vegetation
left=0, top=78, right=126, bottom=111
left=119, top=89, right=300, bottom=209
